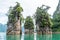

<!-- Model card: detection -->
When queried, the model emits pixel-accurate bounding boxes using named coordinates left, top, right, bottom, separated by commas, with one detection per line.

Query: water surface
left=0, top=32, right=6, bottom=40
left=0, top=32, right=60, bottom=40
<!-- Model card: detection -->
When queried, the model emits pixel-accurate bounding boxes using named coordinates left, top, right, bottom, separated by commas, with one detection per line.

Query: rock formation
left=53, top=0, right=60, bottom=17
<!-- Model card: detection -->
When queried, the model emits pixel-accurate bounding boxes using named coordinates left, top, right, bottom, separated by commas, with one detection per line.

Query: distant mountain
left=0, top=23, right=7, bottom=32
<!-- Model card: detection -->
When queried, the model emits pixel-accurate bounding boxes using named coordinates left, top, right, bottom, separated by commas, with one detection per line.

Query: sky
left=0, top=0, right=59, bottom=24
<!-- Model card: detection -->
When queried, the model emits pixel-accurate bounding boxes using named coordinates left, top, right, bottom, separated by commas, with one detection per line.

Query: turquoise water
left=7, top=34, right=60, bottom=40
left=7, top=35, right=21, bottom=40
left=0, top=32, right=60, bottom=40
left=24, top=34, right=52, bottom=40
left=52, top=33, right=60, bottom=40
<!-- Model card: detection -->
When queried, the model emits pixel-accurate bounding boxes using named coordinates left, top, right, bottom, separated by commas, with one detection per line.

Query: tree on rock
left=7, top=2, right=23, bottom=35
left=34, top=5, right=52, bottom=34
left=52, top=0, right=60, bottom=32
left=24, top=16, right=34, bottom=33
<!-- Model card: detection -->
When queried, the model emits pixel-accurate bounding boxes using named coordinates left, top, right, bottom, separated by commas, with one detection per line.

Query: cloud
left=0, top=16, right=8, bottom=24
left=0, top=0, right=59, bottom=24
left=0, top=13, right=8, bottom=24
left=20, top=0, right=59, bottom=18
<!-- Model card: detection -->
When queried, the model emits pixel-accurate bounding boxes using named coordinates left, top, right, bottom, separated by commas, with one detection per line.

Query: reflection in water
left=0, top=32, right=53, bottom=40
left=37, top=34, right=52, bottom=40
left=7, top=35, right=20, bottom=40
left=45, top=34, right=52, bottom=40
left=34, top=33, right=37, bottom=40
left=21, top=33, right=52, bottom=40
left=24, top=34, right=34, bottom=40
left=21, top=33, right=24, bottom=40
left=15, top=35, right=20, bottom=40
left=7, top=33, right=52, bottom=40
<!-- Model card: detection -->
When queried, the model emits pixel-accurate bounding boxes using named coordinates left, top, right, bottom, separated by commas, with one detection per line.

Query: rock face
left=53, top=0, right=60, bottom=17
left=36, top=22, right=52, bottom=34
left=14, top=19, right=20, bottom=35
left=7, top=17, right=21, bottom=35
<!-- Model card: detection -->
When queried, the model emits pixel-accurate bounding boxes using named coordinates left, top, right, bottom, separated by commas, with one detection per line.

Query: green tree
left=7, top=2, right=23, bottom=34
left=53, top=12, right=60, bottom=32
left=34, top=5, right=52, bottom=34
left=52, top=0, right=60, bottom=32
left=24, top=16, right=34, bottom=30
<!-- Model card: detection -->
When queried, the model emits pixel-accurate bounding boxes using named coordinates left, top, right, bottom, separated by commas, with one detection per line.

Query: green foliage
left=52, top=0, right=60, bottom=31
left=7, top=2, right=23, bottom=25
left=24, top=16, right=34, bottom=29
left=53, top=12, right=60, bottom=32
left=34, top=5, right=52, bottom=28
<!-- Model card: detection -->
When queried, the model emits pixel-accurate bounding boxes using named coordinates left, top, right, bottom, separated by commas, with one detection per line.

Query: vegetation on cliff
left=52, top=0, right=60, bottom=32
left=24, top=16, right=34, bottom=30
left=7, top=2, right=23, bottom=34
left=52, top=9, right=60, bottom=32
left=6, top=0, right=60, bottom=34
left=34, top=5, right=52, bottom=34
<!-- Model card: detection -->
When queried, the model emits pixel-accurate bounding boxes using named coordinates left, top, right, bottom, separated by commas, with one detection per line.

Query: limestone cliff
left=7, top=18, right=21, bottom=35
left=53, top=0, right=60, bottom=18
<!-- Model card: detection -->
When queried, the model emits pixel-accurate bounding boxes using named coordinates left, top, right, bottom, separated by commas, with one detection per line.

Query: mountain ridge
left=0, top=23, right=7, bottom=32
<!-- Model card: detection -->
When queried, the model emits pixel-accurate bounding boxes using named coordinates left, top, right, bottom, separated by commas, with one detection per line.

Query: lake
left=0, top=32, right=6, bottom=40
left=0, top=32, right=60, bottom=40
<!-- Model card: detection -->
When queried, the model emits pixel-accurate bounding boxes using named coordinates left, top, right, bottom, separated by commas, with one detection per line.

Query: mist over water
left=0, top=32, right=6, bottom=40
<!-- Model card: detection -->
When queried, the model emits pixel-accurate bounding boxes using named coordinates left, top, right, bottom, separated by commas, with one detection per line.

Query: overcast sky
left=0, top=0, right=59, bottom=24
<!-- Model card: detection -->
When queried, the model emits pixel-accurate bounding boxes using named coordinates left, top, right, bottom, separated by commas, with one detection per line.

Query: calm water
left=0, top=32, right=6, bottom=40
left=0, top=32, right=60, bottom=40
left=7, top=35, right=21, bottom=40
